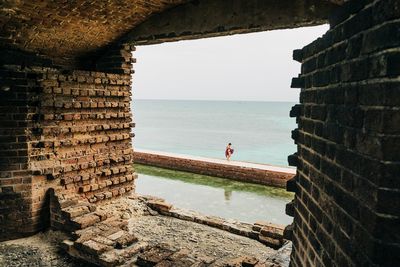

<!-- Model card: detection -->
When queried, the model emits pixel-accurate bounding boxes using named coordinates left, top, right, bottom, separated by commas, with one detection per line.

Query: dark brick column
left=0, top=50, right=53, bottom=240
left=286, top=0, right=400, bottom=266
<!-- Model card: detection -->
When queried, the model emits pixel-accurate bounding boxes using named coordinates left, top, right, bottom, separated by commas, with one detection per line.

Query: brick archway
left=0, top=0, right=399, bottom=266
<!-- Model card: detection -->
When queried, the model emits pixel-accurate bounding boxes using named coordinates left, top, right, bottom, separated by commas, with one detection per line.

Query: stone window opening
left=129, top=25, right=329, bottom=240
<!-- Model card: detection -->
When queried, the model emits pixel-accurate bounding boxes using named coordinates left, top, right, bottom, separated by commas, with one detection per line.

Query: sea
left=132, top=99, right=297, bottom=167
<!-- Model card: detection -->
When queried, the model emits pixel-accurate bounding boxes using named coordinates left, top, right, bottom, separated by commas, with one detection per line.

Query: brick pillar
left=96, top=43, right=136, bottom=74
left=0, top=49, right=53, bottom=240
left=0, top=44, right=136, bottom=241
left=286, top=0, right=400, bottom=266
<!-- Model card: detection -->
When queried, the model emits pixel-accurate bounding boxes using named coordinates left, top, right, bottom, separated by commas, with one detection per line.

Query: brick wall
left=0, top=50, right=53, bottom=240
left=133, top=150, right=294, bottom=187
left=0, top=44, right=136, bottom=241
left=286, top=0, right=400, bottom=266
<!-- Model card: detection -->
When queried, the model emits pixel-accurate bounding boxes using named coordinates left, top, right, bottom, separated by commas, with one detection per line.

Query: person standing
left=225, top=143, right=234, bottom=161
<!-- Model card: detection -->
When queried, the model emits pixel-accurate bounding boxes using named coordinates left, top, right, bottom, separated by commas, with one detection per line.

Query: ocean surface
left=132, top=99, right=297, bottom=167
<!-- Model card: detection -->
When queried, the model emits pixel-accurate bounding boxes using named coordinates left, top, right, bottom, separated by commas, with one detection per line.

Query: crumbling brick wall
left=0, top=44, right=136, bottom=241
left=286, top=0, right=400, bottom=266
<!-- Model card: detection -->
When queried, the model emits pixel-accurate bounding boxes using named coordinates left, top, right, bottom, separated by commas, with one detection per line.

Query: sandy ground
left=0, top=196, right=290, bottom=267
left=129, top=214, right=291, bottom=266
left=0, top=231, right=95, bottom=267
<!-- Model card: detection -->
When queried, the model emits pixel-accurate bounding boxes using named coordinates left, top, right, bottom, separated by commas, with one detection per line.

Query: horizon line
left=134, top=98, right=297, bottom=103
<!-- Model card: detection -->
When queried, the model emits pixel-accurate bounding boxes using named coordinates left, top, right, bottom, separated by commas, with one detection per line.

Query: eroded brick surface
left=0, top=44, right=136, bottom=241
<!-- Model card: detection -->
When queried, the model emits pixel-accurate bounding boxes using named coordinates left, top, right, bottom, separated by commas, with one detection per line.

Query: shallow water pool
left=135, top=164, right=294, bottom=225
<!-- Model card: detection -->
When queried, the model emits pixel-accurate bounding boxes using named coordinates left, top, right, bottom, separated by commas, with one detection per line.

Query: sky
left=132, top=24, right=329, bottom=102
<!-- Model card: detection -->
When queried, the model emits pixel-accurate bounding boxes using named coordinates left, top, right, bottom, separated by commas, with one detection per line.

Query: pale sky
left=133, top=24, right=329, bottom=102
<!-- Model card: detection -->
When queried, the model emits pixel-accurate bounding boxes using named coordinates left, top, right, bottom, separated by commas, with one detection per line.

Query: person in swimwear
left=225, top=143, right=234, bottom=161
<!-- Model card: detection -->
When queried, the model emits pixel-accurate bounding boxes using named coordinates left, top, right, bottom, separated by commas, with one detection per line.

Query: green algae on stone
left=134, top=164, right=294, bottom=199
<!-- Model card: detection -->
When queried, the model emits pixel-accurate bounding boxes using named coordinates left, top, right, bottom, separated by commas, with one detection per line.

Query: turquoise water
left=135, top=164, right=293, bottom=224
left=132, top=99, right=297, bottom=167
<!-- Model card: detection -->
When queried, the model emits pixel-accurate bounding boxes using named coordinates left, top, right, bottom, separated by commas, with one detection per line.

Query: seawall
left=133, top=149, right=295, bottom=188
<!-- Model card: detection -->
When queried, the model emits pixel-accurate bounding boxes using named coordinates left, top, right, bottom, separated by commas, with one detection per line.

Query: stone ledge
left=133, top=149, right=295, bottom=188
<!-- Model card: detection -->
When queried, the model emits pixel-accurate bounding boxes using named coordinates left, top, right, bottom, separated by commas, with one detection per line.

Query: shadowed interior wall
left=127, top=0, right=336, bottom=45
left=0, top=51, right=50, bottom=239
left=286, top=0, right=400, bottom=265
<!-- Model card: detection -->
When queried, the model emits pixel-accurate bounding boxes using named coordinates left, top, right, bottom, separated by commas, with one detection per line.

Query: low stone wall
left=133, top=150, right=295, bottom=188
left=143, top=195, right=287, bottom=249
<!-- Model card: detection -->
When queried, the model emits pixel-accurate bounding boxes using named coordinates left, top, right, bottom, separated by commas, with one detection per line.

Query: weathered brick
left=290, top=1, right=399, bottom=266
left=362, top=21, right=400, bottom=54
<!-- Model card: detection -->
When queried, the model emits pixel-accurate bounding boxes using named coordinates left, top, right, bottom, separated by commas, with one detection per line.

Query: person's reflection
left=224, top=189, right=232, bottom=201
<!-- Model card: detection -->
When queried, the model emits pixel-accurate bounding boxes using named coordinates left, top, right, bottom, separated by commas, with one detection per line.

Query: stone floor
left=0, top=231, right=95, bottom=267
left=128, top=213, right=291, bottom=266
left=0, top=196, right=291, bottom=266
